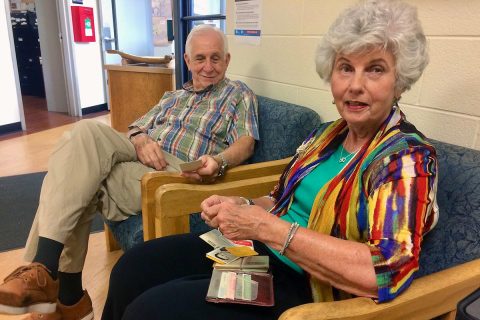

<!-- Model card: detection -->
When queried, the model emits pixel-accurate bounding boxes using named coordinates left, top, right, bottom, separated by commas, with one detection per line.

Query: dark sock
left=33, top=237, right=64, bottom=279
left=58, top=271, right=84, bottom=306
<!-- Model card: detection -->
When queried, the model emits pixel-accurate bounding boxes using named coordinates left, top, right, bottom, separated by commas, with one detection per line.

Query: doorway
left=9, top=1, right=48, bottom=130
left=7, top=0, right=111, bottom=136
left=5, top=0, right=156, bottom=137
left=8, top=0, right=75, bottom=133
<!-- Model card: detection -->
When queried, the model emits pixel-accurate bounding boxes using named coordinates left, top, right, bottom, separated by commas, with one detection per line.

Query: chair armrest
left=141, top=158, right=291, bottom=241
left=279, top=258, right=480, bottom=320
left=153, top=174, right=281, bottom=237
left=141, top=172, right=191, bottom=241
left=224, top=158, right=291, bottom=180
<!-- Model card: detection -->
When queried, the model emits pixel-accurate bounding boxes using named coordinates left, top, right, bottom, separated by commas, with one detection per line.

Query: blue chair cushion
left=416, top=140, right=480, bottom=277
left=250, top=96, right=323, bottom=163
left=105, top=215, right=143, bottom=251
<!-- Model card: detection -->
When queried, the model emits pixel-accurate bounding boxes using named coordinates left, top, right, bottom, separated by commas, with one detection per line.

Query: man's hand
left=181, top=155, right=220, bottom=182
left=181, top=136, right=255, bottom=182
left=131, top=134, right=168, bottom=170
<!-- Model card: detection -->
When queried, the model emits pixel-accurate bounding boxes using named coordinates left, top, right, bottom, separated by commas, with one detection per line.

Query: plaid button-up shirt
left=129, top=78, right=259, bottom=162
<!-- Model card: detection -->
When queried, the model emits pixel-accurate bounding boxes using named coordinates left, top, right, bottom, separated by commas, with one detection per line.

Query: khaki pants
left=24, top=120, right=153, bottom=273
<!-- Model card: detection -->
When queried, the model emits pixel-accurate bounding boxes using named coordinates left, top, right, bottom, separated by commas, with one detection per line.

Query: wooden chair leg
left=104, top=223, right=121, bottom=252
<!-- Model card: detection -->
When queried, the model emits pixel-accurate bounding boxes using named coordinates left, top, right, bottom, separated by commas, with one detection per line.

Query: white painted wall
left=225, top=0, right=480, bottom=150
left=0, top=1, right=22, bottom=127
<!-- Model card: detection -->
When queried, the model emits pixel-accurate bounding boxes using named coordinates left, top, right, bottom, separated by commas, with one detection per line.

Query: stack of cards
left=199, top=229, right=258, bottom=265
left=208, top=270, right=257, bottom=301
left=202, top=230, right=275, bottom=306
left=213, top=256, right=269, bottom=273
left=206, top=269, right=274, bottom=306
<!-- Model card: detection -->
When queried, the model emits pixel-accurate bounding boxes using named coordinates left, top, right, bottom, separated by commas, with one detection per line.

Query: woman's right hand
left=131, top=134, right=168, bottom=170
left=202, top=195, right=246, bottom=208
left=200, top=196, right=276, bottom=241
left=200, top=195, right=246, bottom=225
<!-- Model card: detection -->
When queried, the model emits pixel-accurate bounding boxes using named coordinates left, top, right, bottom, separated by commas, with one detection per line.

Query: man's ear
left=225, top=53, right=231, bottom=66
left=184, top=53, right=191, bottom=70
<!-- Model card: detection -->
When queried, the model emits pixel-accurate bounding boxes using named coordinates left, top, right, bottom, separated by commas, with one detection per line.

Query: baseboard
left=82, top=103, right=108, bottom=115
left=0, top=122, right=22, bottom=135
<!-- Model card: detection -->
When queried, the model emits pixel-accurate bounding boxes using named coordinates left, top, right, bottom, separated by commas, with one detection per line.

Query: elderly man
left=0, top=25, right=259, bottom=320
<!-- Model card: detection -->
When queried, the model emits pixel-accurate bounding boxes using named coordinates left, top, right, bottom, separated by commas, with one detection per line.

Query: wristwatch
left=128, top=130, right=145, bottom=142
left=216, top=153, right=228, bottom=177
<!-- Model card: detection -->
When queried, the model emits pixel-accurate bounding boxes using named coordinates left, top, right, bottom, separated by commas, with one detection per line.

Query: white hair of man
left=315, top=0, right=429, bottom=93
left=185, top=24, right=229, bottom=57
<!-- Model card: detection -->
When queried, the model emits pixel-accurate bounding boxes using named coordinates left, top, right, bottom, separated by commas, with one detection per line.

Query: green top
left=268, top=144, right=355, bottom=273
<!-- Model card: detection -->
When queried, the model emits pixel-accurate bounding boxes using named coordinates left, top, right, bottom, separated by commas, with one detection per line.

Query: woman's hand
left=132, top=134, right=167, bottom=170
left=200, top=195, right=244, bottom=223
left=201, top=196, right=274, bottom=240
left=181, top=155, right=219, bottom=183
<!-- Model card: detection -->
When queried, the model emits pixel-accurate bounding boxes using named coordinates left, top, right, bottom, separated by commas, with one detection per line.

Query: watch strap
left=216, top=153, right=228, bottom=177
left=128, top=130, right=145, bottom=140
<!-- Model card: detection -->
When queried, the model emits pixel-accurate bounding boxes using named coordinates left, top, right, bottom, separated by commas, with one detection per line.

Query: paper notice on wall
left=152, top=0, right=172, bottom=46
left=234, top=0, right=262, bottom=46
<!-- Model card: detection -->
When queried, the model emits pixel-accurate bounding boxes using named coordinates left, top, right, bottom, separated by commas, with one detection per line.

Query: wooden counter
left=105, top=63, right=175, bottom=132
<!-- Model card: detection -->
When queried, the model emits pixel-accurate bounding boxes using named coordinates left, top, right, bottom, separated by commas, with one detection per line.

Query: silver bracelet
left=279, top=222, right=300, bottom=256
left=239, top=196, right=254, bottom=205
left=262, top=195, right=276, bottom=212
left=263, top=195, right=275, bottom=203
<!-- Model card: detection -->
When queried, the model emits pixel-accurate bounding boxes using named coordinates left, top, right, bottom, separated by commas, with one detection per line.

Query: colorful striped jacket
left=270, top=106, right=438, bottom=302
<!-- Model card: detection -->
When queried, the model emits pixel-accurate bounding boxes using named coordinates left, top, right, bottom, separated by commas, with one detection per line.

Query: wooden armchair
left=151, top=167, right=480, bottom=320
left=104, top=158, right=290, bottom=250
left=104, top=95, right=323, bottom=251
left=142, top=158, right=290, bottom=240
left=105, top=158, right=290, bottom=251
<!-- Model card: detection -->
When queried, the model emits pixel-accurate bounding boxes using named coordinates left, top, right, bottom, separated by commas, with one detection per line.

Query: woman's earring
left=332, top=100, right=336, bottom=105
left=393, top=97, right=400, bottom=107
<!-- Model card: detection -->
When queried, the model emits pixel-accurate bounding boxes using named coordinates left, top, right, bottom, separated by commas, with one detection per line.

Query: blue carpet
left=0, top=172, right=104, bottom=252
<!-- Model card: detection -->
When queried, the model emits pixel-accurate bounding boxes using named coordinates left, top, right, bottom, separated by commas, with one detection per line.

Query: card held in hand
left=162, top=150, right=203, bottom=172
left=206, top=269, right=274, bottom=306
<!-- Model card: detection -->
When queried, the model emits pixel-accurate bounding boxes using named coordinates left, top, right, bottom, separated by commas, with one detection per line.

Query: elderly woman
left=102, top=0, right=438, bottom=319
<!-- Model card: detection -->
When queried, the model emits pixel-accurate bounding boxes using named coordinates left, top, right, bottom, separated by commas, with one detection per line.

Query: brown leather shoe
left=0, top=263, right=58, bottom=315
left=57, top=290, right=93, bottom=320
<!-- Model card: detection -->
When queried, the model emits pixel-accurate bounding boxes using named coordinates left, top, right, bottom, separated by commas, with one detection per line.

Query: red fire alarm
left=71, top=6, right=96, bottom=42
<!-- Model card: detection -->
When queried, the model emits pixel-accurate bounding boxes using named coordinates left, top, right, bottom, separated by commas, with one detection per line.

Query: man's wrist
left=128, top=130, right=145, bottom=141
left=214, top=153, right=228, bottom=177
